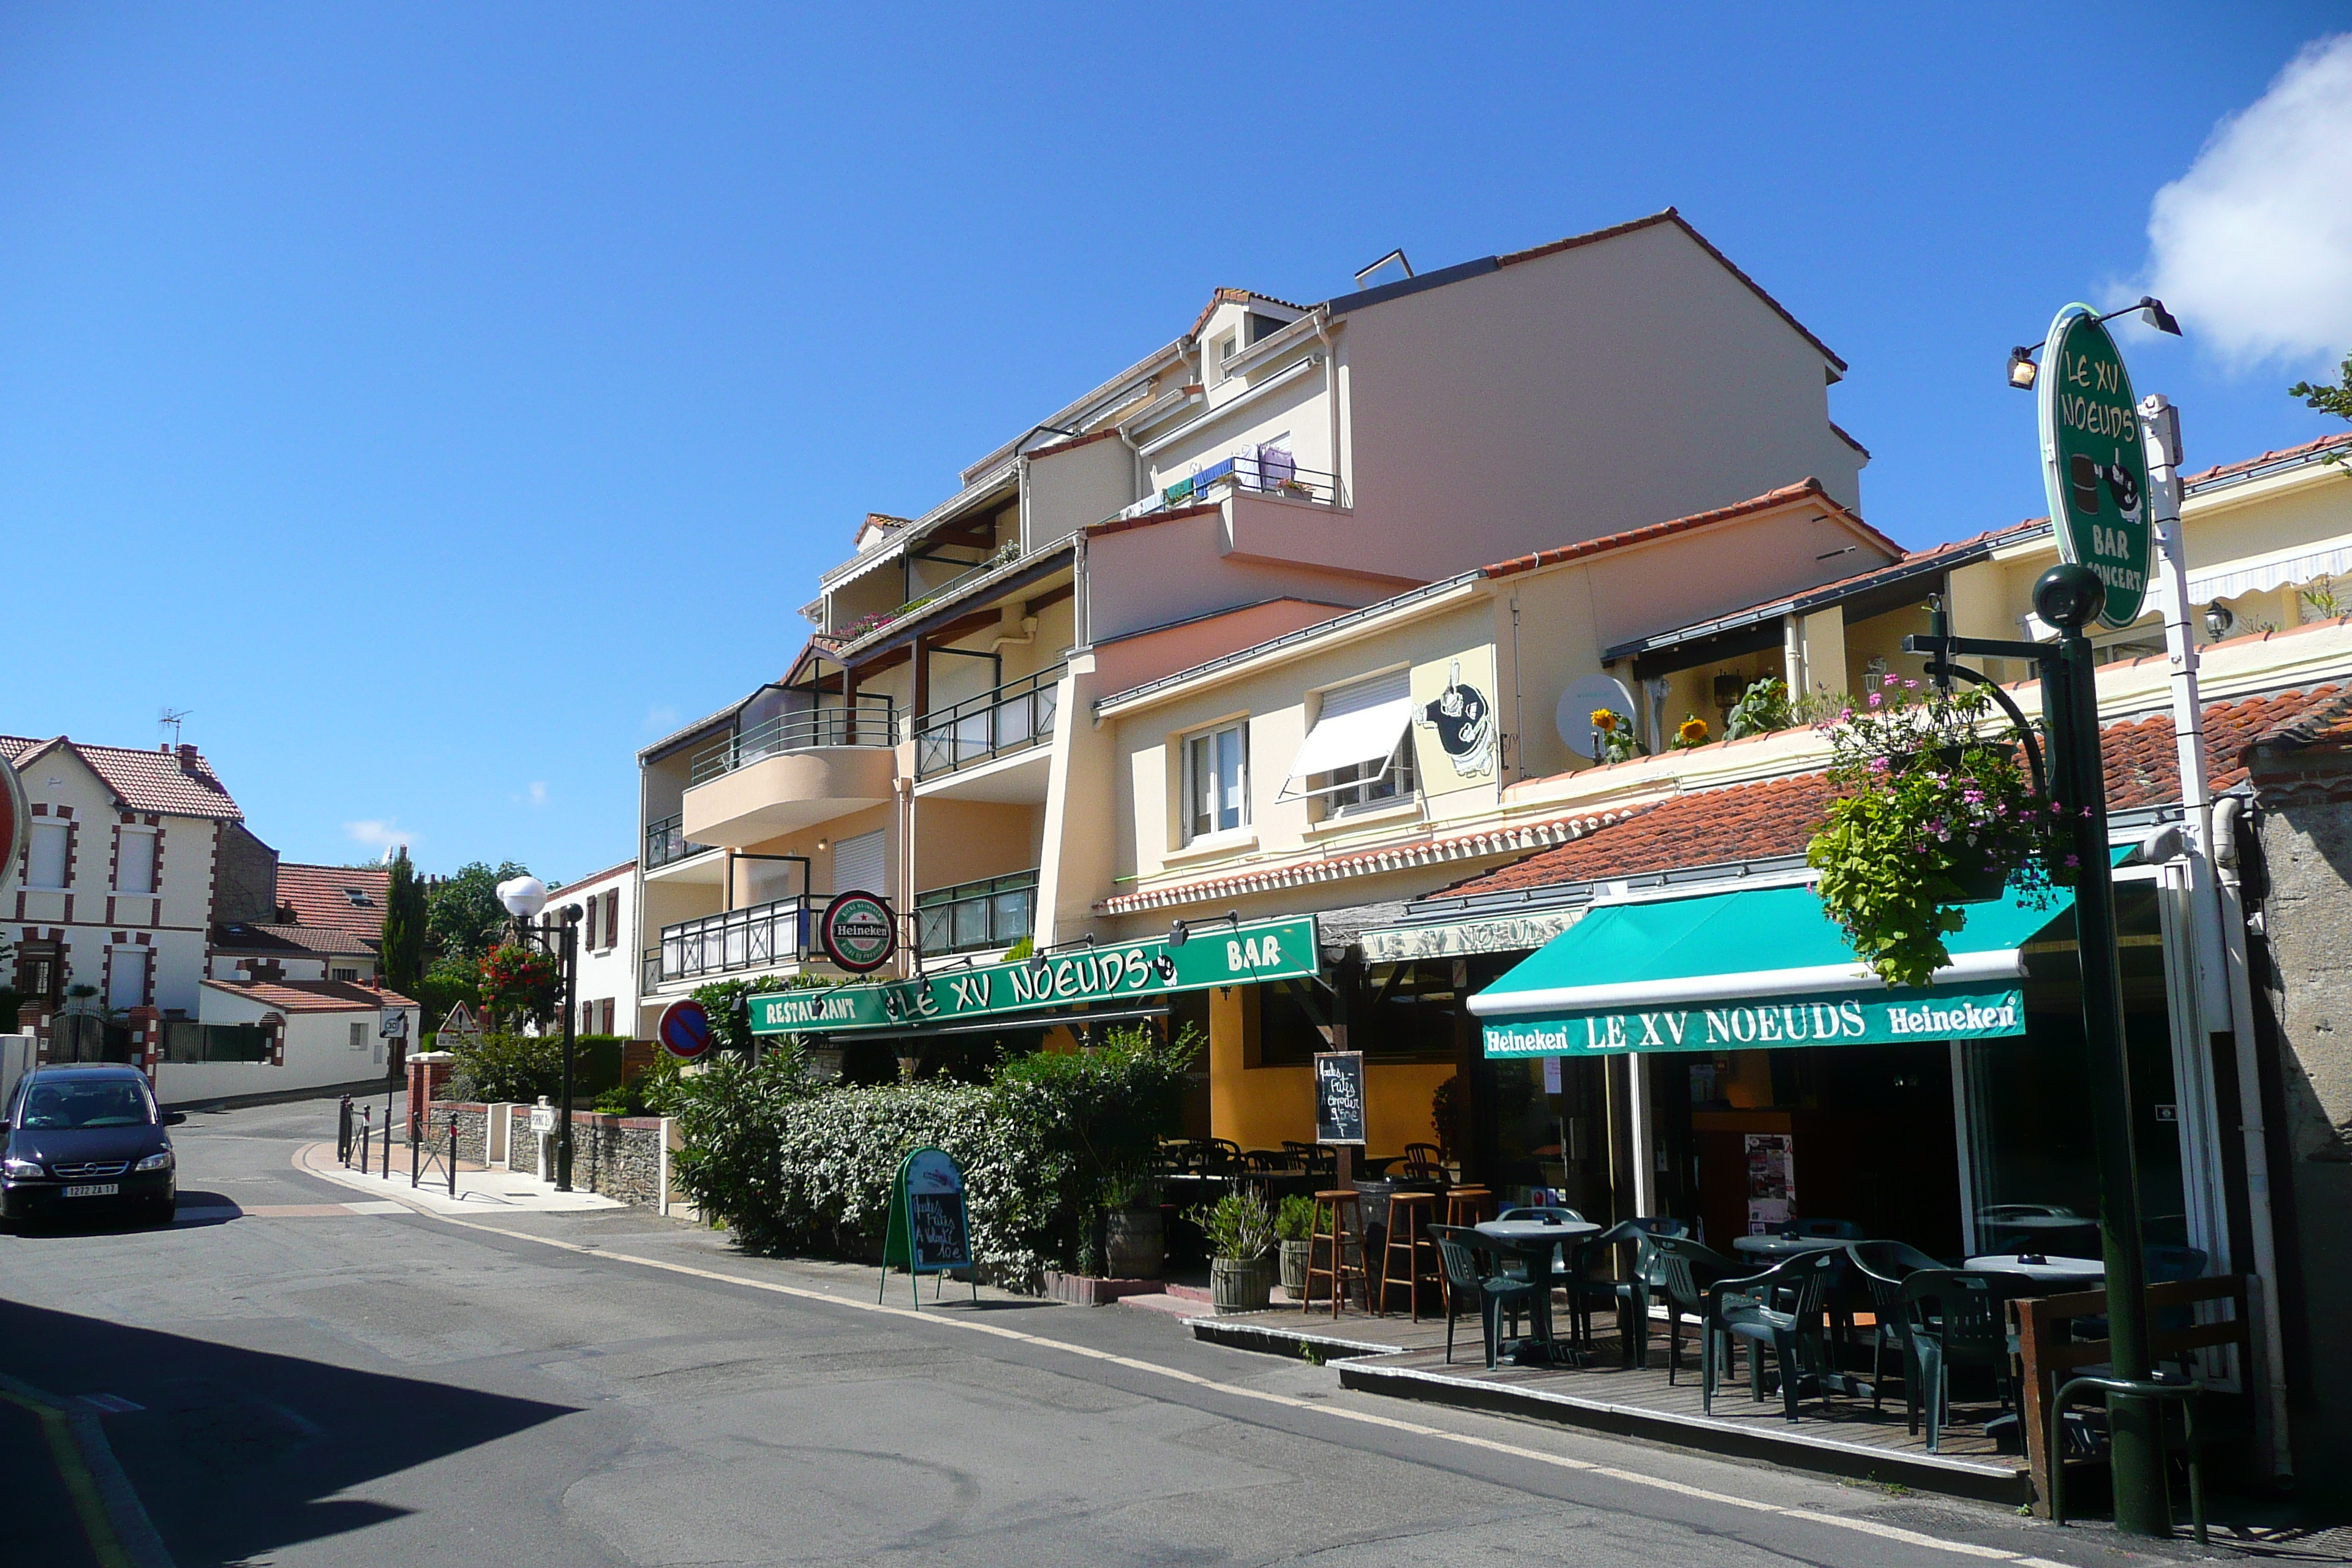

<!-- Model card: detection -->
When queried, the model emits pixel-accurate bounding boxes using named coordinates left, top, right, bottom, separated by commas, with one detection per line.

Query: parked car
left=1, top=1064, right=178, bottom=1226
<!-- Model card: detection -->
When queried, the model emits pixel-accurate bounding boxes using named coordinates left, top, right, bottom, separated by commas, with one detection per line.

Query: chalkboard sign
left=1313, top=1050, right=1366, bottom=1146
left=880, top=1146, right=976, bottom=1308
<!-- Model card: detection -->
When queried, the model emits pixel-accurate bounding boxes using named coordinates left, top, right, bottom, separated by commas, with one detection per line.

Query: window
left=331, top=967, right=360, bottom=983
left=349, top=1020, right=367, bottom=1051
left=833, top=829, right=886, bottom=897
left=1184, top=722, right=1250, bottom=843
left=15, top=944, right=59, bottom=1003
left=603, top=890, right=620, bottom=951
left=27, top=821, right=69, bottom=890
left=598, top=998, right=616, bottom=1035
left=163, top=1022, right=269, bottom=1064
left=116, top=829, right=157, bottom=894
left=582, top=999, right=597, bottom=1035
left=1318, top=736, right=1419, bottom=815
left=1280, top=671, right=1417, bottom=815
left=344, top=887, right=375, bottom=908
left=1210, top=331, right=1238, bottom=382
left=107, top=949, right=146, bottom=1010
left=578, top=898, right=597, bottom=951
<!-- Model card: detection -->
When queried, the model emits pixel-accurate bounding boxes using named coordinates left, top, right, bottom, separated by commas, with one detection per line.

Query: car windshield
left=18, top=1081, right=155, bottom=1131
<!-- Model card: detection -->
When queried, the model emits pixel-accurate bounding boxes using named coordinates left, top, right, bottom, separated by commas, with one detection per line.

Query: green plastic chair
left=1845, top=1240, right=1943, bottom=1419
left=1901, top=1269, right=2035, bottom=1451
left=1431, top=1224, right=1545, bottom=1370
left=1646, top=1234, right=1743, bottom=1386
left=1564, top=1217, right=1687, bottom=1365
left=1703, top=1248, right=1844, bottom=1421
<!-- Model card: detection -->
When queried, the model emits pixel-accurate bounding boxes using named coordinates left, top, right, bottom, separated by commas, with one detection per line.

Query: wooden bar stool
left=1444, top=1186, right=1493, bottom=1228
left=1378, top=1191, right=1441, bottom=1321
left=1302, top=1189, right=1367, bottom=1318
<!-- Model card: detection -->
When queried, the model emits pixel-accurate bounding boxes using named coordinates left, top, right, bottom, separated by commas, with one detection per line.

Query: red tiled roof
left=201, top=979, right=417, bottom=1013
left=1188, top=287, right=1313, bottom=342
left=1436, top=687, right=2341, bottom=900
left=2237, top=686, right=2352, bottom=757
left=1480, top=479, right=1901, bottom=581
left=274, top=864, right=391, bottom=937
left=1498, top=210, right=1849, bottom=375
left=552, top=859, right=636, bottom=894
left=1085, top=500, right=1224, bottom=541
left=211, top=922, right=380, bottom=957
left=0, top=736, right=242, bottom=820
left=2182, top=431, right=2352, bottom=488
left=1642, top=515, right=2051, bottom=636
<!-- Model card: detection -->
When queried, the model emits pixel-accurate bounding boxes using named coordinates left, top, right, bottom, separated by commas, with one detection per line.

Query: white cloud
left=345, top=818, right=414, bottom=855
left=510, top=781, right=549, bottom=807
left=2138, top=34, right=2352, bottom=369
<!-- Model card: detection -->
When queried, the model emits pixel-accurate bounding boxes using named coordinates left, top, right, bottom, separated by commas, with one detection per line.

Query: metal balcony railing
left=1163, top=453, right=1346, bottom=510
left=914, top=665, right=1063, bottom=780
left=687, top=694, right=897, bottom=787
left=916, top=870, right=1038, bottom=957
left=644, top=813, right=714, bottom=869
left=652, top=896, right=813, bottom=985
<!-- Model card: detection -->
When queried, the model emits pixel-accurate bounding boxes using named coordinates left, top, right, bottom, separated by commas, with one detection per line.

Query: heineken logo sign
left=1483, top=983, right=2028, bottom=1058
left=2038, top=306, right=2152, bottom=627
left=821, top=890, right=897, bottom=973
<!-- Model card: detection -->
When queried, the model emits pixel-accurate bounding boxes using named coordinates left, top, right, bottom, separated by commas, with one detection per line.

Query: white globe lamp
left=497, top=875, right=549, bottom=919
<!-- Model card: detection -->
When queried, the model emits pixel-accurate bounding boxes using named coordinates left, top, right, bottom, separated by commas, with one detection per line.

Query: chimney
left=177, top=743, right=200, bottom=774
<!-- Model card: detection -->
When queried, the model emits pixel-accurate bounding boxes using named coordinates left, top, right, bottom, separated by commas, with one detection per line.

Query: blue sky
left=4, top=5, right=2348, bottom=883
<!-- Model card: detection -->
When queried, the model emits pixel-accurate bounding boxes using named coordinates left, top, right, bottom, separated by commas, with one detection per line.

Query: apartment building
left=636, top=208, right=1866, bottom=1032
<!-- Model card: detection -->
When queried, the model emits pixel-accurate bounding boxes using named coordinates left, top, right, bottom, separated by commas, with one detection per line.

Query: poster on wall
left=1409, top=648, right=1499, bottom=796
left=1744, top=1132, right=1796, bottom=1235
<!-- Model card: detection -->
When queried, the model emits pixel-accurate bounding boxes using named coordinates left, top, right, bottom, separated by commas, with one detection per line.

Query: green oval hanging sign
left=2038, top=304, right=2152, bottom=628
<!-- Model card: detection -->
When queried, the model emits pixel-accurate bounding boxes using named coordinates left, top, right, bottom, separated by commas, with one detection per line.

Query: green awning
left=1470, top=877, right=2079, bottom=1058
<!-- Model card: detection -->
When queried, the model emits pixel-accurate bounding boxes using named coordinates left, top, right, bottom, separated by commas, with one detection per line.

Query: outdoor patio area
left=1188, top=1305, right=2033, bottom=1503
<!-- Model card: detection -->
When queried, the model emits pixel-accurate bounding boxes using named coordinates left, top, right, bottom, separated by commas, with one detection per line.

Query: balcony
left=914, top=666, right=1063, bottom=781
left=1114, top=451, right=1349, bottom=524
left=915, top=870, right=1037, bottom=959
left=646, top=896, right=812, bottom=989
left=644, top=813, right=715, bottom=870
left=680, top=695, right=899, bottom=845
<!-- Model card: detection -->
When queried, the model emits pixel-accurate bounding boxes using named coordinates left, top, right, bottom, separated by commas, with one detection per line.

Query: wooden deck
left=1189, top=1305, right=2032, bottom=1504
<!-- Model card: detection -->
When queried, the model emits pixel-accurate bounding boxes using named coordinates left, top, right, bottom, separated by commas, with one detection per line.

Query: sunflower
left=1677, top=715, right=1711, bottom=746
left=1589, top=708, right=1617, bottom=732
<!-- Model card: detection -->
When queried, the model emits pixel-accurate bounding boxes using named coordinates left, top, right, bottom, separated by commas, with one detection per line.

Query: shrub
left=1189, top=1186, right=1275, bottom=1261
left=440, top=1033, right=637, bottom=1104
left=1274, top=1192, right=1317, bottom=1242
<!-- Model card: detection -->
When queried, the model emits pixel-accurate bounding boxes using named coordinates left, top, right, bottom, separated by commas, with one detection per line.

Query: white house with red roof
left=2, top=733, right=410, bottom=1101
left=546, top=858, right=638, bottom=1038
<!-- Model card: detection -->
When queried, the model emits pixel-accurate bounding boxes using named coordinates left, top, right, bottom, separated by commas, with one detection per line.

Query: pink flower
left=1882, top=673, right=1899, bottom=687
left=1867, top=693, right=1882, bottom=708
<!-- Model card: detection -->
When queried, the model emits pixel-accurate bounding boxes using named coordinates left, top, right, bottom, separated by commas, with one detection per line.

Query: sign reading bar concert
left=1482, top=983, right=2028, bottom=1058
left=2038, top=304, right=2153, bottom=627
left=747, top=915, right=1319, bottom=1036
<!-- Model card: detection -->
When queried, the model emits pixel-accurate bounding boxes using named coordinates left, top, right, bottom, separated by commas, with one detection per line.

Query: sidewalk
left=295, top=1139, right=624, bottom=1215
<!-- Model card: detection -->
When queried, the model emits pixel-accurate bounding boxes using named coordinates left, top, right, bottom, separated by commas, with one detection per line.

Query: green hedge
left=667, top=1025, right=1194, bottom=1288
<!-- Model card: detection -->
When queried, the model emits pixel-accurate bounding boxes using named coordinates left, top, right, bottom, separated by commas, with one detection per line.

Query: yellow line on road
left=1, top=1387, right=133, bottom=1568
left=327, top=1150, right=2080, bottom=1568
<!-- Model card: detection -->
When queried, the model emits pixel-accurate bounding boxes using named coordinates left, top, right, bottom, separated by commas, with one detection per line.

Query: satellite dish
left=1557, top=674, right=1640, bottom=758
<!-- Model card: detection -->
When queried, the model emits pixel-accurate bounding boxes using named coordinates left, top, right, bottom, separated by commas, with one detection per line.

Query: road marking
left=174, top=1201, right=412, bottom=1221
left=361, top=1177, right=2091, bottom=1567
left=0, top=1374, right=174, bottom=1568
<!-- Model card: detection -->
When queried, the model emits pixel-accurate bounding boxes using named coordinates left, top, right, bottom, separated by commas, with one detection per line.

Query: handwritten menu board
left=882, top=1147, right=973, bottom=1306
left=1313, top=1050, right=1366, bottom=1146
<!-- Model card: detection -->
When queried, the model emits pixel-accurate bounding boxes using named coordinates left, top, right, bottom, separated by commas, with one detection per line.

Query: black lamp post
left=499, top=876, right=581, bottom=1192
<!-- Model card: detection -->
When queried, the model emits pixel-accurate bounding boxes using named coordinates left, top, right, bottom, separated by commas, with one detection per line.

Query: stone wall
left=2247, top=712, right=2352, bottom=1493
left=502, top=1103, right=668, bottom=1208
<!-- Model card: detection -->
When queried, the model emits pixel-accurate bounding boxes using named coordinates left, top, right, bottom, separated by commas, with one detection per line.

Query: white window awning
left=2190, top=543, right=2352, bottom=605
left=1279, top=670, right=1413, bottom=799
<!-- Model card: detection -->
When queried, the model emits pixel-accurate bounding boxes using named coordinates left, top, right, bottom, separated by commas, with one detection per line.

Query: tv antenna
left=159, top=708, right=193, bottom=746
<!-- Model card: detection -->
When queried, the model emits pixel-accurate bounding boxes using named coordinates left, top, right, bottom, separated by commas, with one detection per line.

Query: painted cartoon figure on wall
left=1418, top=659, right=1496, bottom=779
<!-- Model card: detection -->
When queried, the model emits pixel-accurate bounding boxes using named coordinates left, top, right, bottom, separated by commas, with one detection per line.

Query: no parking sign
left=657, top=998, right=712, bottom=1061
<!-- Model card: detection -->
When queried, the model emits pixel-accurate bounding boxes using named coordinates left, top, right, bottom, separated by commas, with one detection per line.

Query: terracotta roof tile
left=211, top=922, right=380, bottom=957
left=201, top=979, right=417, bottom=1014
left=552, top=859, right=636, bottom=894
left=1188, top=287, right=1312, bottom=342
left=1433, top=687, right=2339, bottom=900
left=0, top=736, right=242, bottom=820
left=2182, top=431, right=2352, bottom=488
left=273, top=864, right=391, bottom=937
left=1480, top=479, right=1901, bottom=581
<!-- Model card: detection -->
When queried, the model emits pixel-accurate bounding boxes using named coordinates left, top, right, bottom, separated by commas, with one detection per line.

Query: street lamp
left=2005, top=298, right=2180, bottom=391
left=499, top=875, right=581, bottom=1191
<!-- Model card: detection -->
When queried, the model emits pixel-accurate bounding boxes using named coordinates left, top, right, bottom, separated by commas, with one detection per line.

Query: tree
left=425, top=860, right=529, bottom=965
left=2289, top=353, right=2352, bottom=467
left=380, top=848, right=426, bottom=993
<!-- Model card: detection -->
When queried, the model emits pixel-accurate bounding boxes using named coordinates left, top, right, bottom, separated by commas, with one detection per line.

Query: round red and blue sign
left=657, top=998, right=713, bottom=1061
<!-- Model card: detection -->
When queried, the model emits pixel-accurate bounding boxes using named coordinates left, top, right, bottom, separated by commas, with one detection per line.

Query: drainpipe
left=1313, top=309, right=1342, bottom=503
left=898, top=773, right=918, bottom=979
left=2213, top=794, right=2293, bottom=1482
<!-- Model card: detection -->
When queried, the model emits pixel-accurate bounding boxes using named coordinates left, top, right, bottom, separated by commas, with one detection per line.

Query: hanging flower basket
left=1805, top=675, right=2070, bottom=988
left=480, top=942, right=561, bottom=1029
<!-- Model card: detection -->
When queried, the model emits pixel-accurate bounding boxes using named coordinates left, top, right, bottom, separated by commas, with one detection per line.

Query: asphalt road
left=0, top=1096, right=2189, bottom=1568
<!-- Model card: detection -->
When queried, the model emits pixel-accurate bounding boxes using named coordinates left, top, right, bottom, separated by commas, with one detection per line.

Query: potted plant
left=1807, top=674, right=2065, bottom=987
left=1589, top=708, right=1643, bottom=764
left=1101, top=1172, right=1164, bottom=1279
left=1274, top=1193, right=1317, bottom=1297
left=1190, top=1186, right=1278, bottom=1313
left=478, top=943, right=561, bottom=1031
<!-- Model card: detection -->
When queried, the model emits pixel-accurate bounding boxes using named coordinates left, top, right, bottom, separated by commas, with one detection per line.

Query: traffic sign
left=438, top=1003, right=483, bottom=1043
left=380, top=1007, right=410, bottom=1039
left=0, top=753, right=23, bottom=900
left=657, top=998, right=713, bottom=1061
left=2038, top=305, right=2152, bottom=627
left=820, top=890, right=897, bottom=973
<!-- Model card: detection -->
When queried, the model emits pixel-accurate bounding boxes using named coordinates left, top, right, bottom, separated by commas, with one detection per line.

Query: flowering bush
left=1806, top=675, right=2066, bottom=987
left=478, top=943, right=561, bottom=1028
left=1725, top=677, right=1794, bottom=739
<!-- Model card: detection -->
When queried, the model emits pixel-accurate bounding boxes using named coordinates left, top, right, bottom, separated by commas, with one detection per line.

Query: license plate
left=64, top=1183, right=120, bottom=1198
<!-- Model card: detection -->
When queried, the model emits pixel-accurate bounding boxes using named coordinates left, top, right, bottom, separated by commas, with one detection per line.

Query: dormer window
left=344, top=888, right=375, bottom=908
left=1209, top=331, right=1238, bottom=385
